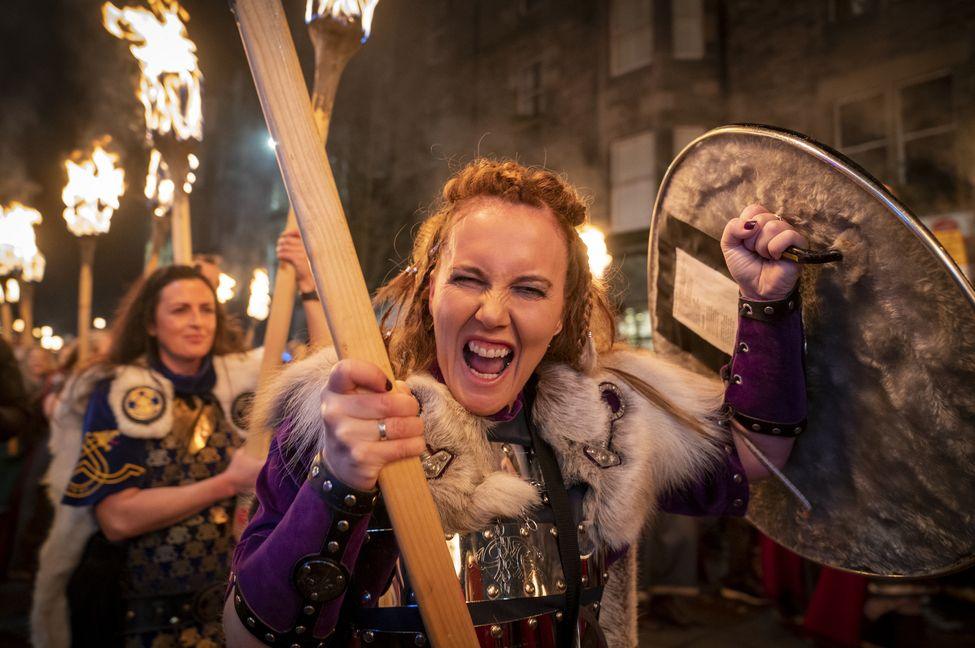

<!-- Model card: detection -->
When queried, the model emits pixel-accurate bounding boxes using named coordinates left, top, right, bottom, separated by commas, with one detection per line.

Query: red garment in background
left=760, top=534, right=868, bottom=647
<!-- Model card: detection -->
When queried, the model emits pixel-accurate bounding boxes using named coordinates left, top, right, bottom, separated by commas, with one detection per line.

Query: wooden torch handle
left=230, top=2, right=478, bottom=645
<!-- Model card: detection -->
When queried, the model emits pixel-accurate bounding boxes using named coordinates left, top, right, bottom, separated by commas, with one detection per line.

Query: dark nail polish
left=386, top=379, right=393, bottom=391
left=744, top=220, right=757, bottom=230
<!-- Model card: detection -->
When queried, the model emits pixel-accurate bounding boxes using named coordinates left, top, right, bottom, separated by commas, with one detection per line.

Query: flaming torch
left=578, top=224, right=613, bottom=278
left=103, top=0, right=202, bottom=265
left=62, top=139, right=125, bottom=363
left=0, top=202, right=43, bottom=343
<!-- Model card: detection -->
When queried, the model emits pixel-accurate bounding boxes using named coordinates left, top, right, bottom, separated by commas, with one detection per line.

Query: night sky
left=1, top=0, right=313, bottom=336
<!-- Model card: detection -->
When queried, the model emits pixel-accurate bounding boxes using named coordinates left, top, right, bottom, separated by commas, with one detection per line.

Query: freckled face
left=429, top=197, right=568, bottom=416
left=148, top=279, right=217, bottom=366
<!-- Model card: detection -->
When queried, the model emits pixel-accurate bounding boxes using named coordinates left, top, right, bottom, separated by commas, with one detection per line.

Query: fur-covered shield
left=648, top=124, right=975, bottom=577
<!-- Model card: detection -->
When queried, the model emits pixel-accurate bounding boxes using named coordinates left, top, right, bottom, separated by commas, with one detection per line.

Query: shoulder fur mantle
left=32, top=350, right=262, bottom=648
left=256, top=347, right=729, bottom=647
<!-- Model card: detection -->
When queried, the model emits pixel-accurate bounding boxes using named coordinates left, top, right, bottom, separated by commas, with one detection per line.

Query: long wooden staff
left=242, top=11, right=356, bottom=460
left=231, top=2, right=478, bottom=645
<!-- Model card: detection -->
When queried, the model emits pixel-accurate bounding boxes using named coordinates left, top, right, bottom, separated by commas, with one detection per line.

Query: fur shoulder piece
left=107, top=365, right=174, bottom=440
left=212, top=348, right=263, bottom=436
left=533, top=347, right=727, bottom=550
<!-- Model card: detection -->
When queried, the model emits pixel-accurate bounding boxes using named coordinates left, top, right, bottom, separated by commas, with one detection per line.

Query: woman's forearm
left=300, top=294, right=332, bottom=348
left=95, top=474, right=235, bottom=542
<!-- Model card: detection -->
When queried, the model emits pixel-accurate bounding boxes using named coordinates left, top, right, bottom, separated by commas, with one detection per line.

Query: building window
left=515, top=61, right=544, bottom=117
left=610, top=0, right=653, bottom=77
left=672, top=125, right=706, bottom=158
left=610, top=131, right=656, bottom=232
left=835, top=72, right=956, bottom=214
left=672, top=0, right=704, bottom=60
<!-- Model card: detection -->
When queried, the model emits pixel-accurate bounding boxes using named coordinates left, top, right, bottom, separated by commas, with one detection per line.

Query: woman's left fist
left=721, top=203, right=807, bottom=301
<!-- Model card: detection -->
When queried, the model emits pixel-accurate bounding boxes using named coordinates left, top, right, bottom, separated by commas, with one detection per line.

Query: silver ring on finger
left=377, top=420, right=388, bottom=441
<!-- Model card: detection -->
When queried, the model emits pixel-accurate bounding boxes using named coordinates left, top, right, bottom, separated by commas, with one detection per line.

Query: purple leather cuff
left=724, top=298, right=807, bottom=436
left=232, top=435, right=375, bottom=640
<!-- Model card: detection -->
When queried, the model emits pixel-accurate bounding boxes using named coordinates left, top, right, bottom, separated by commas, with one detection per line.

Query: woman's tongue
left=464, top=348, right=507, bottom=375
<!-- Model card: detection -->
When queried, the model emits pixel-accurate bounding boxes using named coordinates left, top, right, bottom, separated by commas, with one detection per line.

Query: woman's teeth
left=464, top=340, right=513, bottom=378
left=467, top=341, right=512, bottom=358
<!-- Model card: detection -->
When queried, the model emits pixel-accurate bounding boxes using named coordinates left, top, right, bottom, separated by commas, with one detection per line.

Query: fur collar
left=260, top=347, right=727, bottom=549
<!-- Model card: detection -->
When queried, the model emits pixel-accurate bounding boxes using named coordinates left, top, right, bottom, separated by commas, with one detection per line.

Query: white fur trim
left=213, top=347, right=263, bottom=437
left=107, top=365, right=174, bottom=439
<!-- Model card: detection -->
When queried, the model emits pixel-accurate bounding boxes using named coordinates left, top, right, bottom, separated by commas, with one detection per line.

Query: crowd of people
left=0, top=159, right=970, bottom=647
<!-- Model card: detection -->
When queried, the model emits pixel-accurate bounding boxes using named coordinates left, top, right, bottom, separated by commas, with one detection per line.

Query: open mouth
left=462, top=339, right=514, bottom=380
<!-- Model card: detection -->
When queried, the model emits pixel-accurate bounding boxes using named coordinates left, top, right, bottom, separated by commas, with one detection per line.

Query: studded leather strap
left=307, top=454, right=379, bottom=516
left=738, top=286, right=800, bottom=323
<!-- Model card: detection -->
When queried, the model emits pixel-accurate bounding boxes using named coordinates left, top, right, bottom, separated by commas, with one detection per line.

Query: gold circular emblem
left=122, top=386, right=166, bottom=424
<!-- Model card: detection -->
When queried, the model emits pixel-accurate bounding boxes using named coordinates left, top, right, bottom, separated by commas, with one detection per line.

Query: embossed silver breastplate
left=364, top=440, right=608, bottom=644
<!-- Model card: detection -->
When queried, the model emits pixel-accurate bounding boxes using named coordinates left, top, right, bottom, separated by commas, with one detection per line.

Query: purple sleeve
left=657, top=442, right=750, bottom=517
left=231, top=430, right=392, bottom=637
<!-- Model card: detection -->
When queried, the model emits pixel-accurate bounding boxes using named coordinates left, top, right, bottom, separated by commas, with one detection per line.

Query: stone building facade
left=203, top=0, right=975, bottom=343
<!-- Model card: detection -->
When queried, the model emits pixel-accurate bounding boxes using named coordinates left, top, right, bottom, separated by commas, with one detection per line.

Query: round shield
left=648, top=124, right=975, bottom=577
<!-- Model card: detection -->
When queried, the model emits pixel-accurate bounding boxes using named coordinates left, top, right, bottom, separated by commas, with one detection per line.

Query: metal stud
left=788, top=300, right=794, bottom=310
left=738, top=342, right=749, bottom=353
left=327, top=540, right=340, bottom=553
left=581, top=575, right=589, bottom=585
left=337, top=519, right=349, bottom=532
left=594, top=601, right=600, bottom=611
left=362, top=630, right=375, bottom=643
left=527, top=617, right=538, bottom=629
left=264, top=633, right=276, bottom=643
left=246, top=617, right=256, bottom=627
left=303, top=605, right=315, bottom=615
left=549, top=527, right=558, bottom=538
left=794, top=426, right=802, bottom=434
left=234, top=594, right=241, bottom=605
left=556, top=578, right=566, bottom=590
left=361, top=591, right=372, bottom=604
left=486, top=584, right=500, bottom=599
left=732, top=374, right=742, bottom=384
left=764, top=306, right=775, bottom=315
left=482, top=529, right=494, bottom=540
left=292, top=644, right=301, bottom=648
left=322, top=480, right=333, bottom=493
left=577, top=523, right=585, bottom=532
left=732, top=473, right=743, bottom=484
left=555, top=611, right=564, bottom=621
left=602, top=571, right=609, bottom=580
left=519, top=526, right=529, bottom=537
left=344, top=494, right=357, bottom=507
left=772, top=428, right=781, bottom=435
left=524, top=583, right=535, bottom=594
left=302, top=564, right=312, bottom=574
left=490, top=625, right=503, bottom=638
left=169, top=616, right=179, bottom=625
left=310, top=592, right=319, bottom=601
left=414, top=633, right=426, bottom=646
left=295, top=625, right=306, bottom=634
left=741, top=303, right=753, bottom=315
left=733, top=498, right=744, bottom=508
left=311, top=465, right=320, bottom=478
left=751, top=423, right=761, bottom=431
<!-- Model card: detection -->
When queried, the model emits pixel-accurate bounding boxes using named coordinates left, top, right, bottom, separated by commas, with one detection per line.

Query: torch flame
left=305, top=0, right=379, bottom=40
left=103, top=1, right=202, bottom=141
left=246, top=268, right=270, bottom=321
left=216, top=272, right=237, bottom=304
left=22, top=251, right=46, bottom=283
left=144, top=147, right=194, bottom=217
left=0, top=202, right=43, bottom=277
left=62, top=140, right=126, bottom=237
left=5, top=279, right=19, bottom=304
left=578, top=225, right=613, bottom=279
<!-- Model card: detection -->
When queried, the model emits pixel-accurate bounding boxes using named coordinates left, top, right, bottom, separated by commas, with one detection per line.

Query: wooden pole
left=145, top=216, right=168, bottom=274
left=171, top=176, right=193, bottom=265
left=20, top=283, right=34, bottom=347
left=77, top=237, right=96, bottom=365
left=231, top=2, right=478, bottom=645
left=0, top=302, right=11, bottom=343
left=245, top=10, right=363, bottom=459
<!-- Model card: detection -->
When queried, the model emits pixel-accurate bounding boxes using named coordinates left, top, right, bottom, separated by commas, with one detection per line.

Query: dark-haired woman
left=226, top=159, right=806, bottom=647
left=33, top=238, right=322, bottom=648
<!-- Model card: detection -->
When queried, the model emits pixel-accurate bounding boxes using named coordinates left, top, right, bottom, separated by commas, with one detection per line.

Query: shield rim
left=647, top=123, right=975, bottom=577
